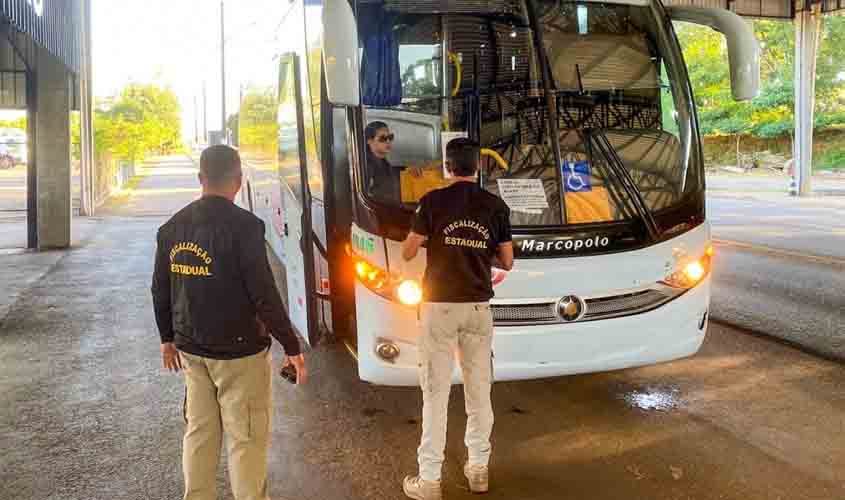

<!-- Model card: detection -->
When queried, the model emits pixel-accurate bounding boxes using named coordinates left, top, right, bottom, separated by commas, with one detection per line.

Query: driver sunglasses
left=376, top=133, right=395, bottom=143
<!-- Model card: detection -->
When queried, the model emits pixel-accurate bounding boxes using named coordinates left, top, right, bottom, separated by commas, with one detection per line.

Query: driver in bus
left=365, top=121, right=400, bottom=201
left=401, top=138, right=514, bottom=500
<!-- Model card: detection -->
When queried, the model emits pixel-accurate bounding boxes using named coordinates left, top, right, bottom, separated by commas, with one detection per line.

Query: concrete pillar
left=793, top=7, right=823, bottom=197
left=35, top=46, right=71, bottom=249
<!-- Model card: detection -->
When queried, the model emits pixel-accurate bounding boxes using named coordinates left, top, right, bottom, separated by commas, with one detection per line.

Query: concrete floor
left=2, top=157, right=845, bottom=500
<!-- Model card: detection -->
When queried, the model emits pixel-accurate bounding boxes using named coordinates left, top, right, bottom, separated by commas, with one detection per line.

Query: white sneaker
left=403, top=475, right=442, bottom=500
left=464, top=464, right=489, bottom=494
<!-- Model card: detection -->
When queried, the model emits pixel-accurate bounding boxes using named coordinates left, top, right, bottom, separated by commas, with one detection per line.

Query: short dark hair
left=445, top=137, right=480, bottom=177
left=200, top=145, right=241, bottom=186
left=365, top=121, right=389, bottom=141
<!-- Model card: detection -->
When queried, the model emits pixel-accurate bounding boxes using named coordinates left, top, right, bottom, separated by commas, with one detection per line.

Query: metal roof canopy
left=0, top=0, right=81, bottom=74
left=663, top=0, right=843, bottom=19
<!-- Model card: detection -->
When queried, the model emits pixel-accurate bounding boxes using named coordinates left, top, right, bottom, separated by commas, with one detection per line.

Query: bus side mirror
left=322, top=0, right=360, bottom=106
left=667, top=6, right=760, bottom=101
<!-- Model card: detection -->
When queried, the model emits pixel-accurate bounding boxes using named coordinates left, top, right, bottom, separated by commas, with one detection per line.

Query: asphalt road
left=1, top=156, right=844, bottom=500
left=0, top=164, right=81, bottom=249
left=708, top=192, right=845, bottom=259
left=0, top=164, right=27, bottom=212
left=707, top=193, right=845, bottom=359
left=0, top=165, right=82, bottom=211
left=707, top=172, right=845, bottom=195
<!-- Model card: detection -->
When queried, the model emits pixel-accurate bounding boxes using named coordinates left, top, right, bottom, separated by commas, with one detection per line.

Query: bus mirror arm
left=666, top=6, right=760, bottom=101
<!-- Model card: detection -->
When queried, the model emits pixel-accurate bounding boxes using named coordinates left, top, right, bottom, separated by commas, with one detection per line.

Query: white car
left=0, top=128, right=26, bottom=165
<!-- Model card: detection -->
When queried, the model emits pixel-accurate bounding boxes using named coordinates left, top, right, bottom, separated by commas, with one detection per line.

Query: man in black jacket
left=151, top=145, right=306, bottom=500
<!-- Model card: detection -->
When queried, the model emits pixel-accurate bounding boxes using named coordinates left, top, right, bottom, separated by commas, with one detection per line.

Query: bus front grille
left=492, top=288, right=680, bottom=326
left=491, top=303, right=559, bottom=324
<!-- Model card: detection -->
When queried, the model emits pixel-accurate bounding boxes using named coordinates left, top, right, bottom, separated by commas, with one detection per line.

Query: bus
left=234, top=0, right=759, bottom=386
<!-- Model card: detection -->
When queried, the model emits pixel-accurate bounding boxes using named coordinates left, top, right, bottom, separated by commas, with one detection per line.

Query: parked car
left=0, top=143, right=15, bottom=169
left=0, top=128, right=27, bottom=165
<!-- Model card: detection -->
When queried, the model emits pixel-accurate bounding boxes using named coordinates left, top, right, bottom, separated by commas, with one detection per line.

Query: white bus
left=234, top=0, right=759, bottom=386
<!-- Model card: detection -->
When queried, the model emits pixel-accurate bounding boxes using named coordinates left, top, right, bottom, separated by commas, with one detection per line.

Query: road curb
left=713, top=239, right=845, bottom=268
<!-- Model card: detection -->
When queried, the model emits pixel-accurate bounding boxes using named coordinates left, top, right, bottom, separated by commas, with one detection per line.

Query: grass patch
left=816, top=149, right=845, bottom=171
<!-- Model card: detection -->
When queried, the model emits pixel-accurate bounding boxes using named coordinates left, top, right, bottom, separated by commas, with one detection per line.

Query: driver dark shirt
left=366, top=151, right=400, bottom=202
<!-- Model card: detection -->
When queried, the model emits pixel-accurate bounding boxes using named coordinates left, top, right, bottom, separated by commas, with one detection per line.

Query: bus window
left=305, top=0, right=325, bottom=200
left=278, top=55, right=304, bottom=203
left=359, top=9, right=449, bottom=207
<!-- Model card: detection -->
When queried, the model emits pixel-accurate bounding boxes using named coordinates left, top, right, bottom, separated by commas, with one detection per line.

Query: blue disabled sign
left=561, top=160, right=592, bottom=193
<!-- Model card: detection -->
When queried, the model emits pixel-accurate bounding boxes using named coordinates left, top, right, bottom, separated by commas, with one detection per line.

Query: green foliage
left=0, top=117, right=27, bottom=130
left=95, top=83, right=183, bottom=162
left=675, top=16, right=845, bottom=140
left=238, top=86, right=278, bottom=156
left=816, top=136, right=845, bottom=170
left=401, top=58, right=440, bottom=98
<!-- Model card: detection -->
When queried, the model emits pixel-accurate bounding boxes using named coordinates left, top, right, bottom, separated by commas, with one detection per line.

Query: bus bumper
left=355, top=275, right=710, bottom=386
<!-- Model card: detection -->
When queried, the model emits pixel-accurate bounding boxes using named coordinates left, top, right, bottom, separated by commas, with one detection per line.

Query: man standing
left=401, top=138, right=514, bottom=500
left=151, top=145, right=306, bottom=500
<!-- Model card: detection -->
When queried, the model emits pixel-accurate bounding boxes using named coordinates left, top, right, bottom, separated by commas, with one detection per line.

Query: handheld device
left=280, top=364, right=298, bottom=384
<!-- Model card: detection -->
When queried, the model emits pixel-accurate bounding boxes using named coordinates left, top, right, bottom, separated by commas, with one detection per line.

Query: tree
left=238, top=86, right=278, bottom=157
left=95, top=83, right=184, bottom=162
left=675, top=17, right=845, bottom=141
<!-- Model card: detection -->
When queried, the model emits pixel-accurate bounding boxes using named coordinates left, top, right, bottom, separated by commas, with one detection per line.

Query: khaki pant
left=180, top=349, right=272, bottom=500
left=417, top=302, right=495, bottom=482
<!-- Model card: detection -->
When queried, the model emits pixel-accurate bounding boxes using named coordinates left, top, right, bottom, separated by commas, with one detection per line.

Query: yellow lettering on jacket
left=170, top=263, right=213, bottom=277
left=170, top=241, right=214, bottom=265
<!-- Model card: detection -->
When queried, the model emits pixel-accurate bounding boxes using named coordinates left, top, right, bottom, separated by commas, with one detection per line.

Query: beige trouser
left=417, top=302, right=495, bottom=482
left=180, top=349, right=273, bottom=500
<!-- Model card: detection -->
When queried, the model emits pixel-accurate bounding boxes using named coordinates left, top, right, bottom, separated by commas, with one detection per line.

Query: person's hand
left=281, top=354, right=308, bottom=385
left=161, top=342, right=183, bottom=372
left=408, top=165, right=425, bottom=178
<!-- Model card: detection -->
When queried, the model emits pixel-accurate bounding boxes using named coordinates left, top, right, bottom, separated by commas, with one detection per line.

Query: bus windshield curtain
left=360, top=9, right=402, bottom=106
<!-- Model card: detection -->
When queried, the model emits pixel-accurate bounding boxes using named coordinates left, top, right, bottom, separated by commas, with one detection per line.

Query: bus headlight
left=397, top=280, right=422, bottom=306
left=350, top=252, right=422, bottom=307
left=662, top=245, right=713, bottom=289
left=683, top=261, right=706, bottom=282
left=355, top=260, right=388, bottom=290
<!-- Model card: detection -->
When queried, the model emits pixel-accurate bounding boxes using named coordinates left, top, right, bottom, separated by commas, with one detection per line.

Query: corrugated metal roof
left=664, top=0, right=843, bottom=18
left=0, top=0, right=80, bottom=74
left=663, top=0, right=793, bottom=18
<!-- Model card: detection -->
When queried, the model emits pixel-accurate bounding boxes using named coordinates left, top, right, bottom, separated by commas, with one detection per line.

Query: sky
left=92, top=0, right=288, bottom=143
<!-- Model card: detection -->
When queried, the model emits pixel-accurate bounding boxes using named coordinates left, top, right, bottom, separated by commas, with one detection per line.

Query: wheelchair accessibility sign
left=561, top=160, right=592, bottom=193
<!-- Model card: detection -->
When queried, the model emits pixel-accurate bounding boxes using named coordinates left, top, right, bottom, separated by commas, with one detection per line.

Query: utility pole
left=220, top=0, right=227, bottom=144
left=202, top=81, right=208, bottom=143
left=193, top=95, right=199, bottom=145
left=79, top=0, right=95, bottom=216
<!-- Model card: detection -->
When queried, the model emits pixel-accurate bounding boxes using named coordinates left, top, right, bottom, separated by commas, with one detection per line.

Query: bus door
left=278, top=53, right=320, bottom=346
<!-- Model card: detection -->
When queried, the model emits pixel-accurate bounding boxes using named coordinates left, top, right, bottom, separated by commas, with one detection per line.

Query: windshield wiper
left=575, top=63, right=585, bottom=95
left=587, top=129, right=660, bottom=242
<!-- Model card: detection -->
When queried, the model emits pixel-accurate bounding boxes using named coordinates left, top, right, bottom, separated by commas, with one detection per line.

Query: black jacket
left=151, top=196, right=301, bottom=359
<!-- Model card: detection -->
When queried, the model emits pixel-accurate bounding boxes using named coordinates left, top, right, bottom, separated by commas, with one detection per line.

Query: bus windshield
left=358, top=0, right=701, bottom=230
